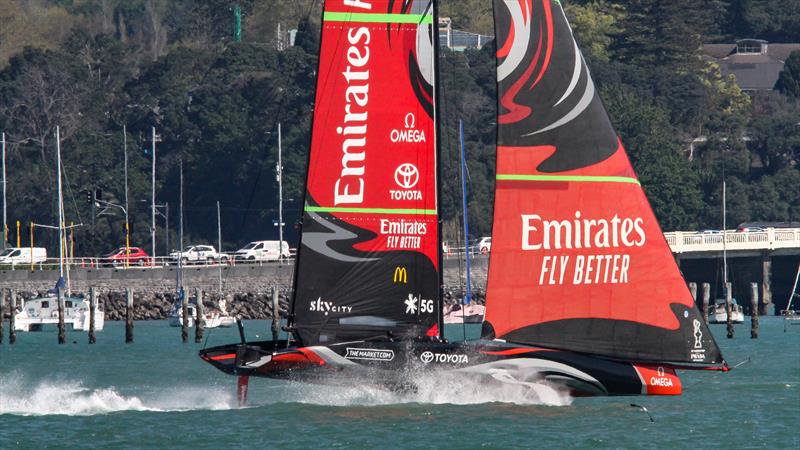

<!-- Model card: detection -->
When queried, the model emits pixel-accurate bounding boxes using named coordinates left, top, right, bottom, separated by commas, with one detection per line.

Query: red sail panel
left=291, top=0, right=439, bottom=346
left=484, top=0, right=724, bottom=366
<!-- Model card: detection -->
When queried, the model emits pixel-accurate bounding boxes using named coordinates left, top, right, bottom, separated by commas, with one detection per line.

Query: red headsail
left=484, top=0, right=724, bottom=366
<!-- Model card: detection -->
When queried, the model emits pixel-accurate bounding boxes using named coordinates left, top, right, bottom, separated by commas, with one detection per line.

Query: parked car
left=737, top=226, right=765, bottom=233
left=0, top=247, right=47, bottom=266
left=104, top=247, right=150, bottom=266
left=477, top=237, right=492, bottom=254
left=234, top=240, right=290, bottom=262
left=169, top=245, right=228, bottom=264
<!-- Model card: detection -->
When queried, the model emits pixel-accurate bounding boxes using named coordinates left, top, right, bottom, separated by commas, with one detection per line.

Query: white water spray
left=0, top=376, right=238, bottom=416
left=287, top=369, right=573, bottom=407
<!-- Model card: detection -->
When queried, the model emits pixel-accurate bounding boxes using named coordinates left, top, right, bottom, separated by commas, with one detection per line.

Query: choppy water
left=1, top=318, right=798, bottom=449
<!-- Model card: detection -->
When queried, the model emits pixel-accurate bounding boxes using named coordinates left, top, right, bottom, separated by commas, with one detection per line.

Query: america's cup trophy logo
left=693, top=319, right=703, bottom=349
left=394, top=163, right=419, bottom=189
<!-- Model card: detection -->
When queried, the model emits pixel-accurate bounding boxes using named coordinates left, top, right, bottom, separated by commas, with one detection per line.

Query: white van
left=0, top=247, right=47, bottom=266
left=234, top=240, right=290, bottom=262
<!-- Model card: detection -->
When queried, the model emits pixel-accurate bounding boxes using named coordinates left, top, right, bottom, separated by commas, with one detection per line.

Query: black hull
left=200, top=339, right=683, bottom=397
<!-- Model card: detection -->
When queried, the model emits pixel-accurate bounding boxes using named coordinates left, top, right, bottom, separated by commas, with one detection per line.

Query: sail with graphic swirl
left=290, top=0, right=441, bottom=347
left=484, top=0, right=725, bottom=367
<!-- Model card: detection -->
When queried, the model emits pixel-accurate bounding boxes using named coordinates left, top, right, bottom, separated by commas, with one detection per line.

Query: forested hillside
left=0, top=0, right=798, bottom=256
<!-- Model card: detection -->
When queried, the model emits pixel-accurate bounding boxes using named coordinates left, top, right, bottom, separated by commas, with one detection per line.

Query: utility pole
left=2, top=131, right=6, bottom=249
left=277, top=123, right=284, bottom=263
left=151, top=127, right=156, bottom=265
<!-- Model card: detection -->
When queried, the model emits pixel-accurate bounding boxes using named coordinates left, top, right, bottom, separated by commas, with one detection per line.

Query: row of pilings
left=688, top=281, right=760, bottom=339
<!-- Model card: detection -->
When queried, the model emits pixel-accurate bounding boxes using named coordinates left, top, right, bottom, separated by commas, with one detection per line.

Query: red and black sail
left=484, top=0, right=724, bottom=366
left=291, top=0, right=440, bottom=347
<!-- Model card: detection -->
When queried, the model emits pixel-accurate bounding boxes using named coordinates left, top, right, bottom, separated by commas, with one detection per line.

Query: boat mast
left=178, top=159, right=184, bottom=300
left=722, top=179, right=727, bottom=296
left=277, top=122, right=284, bottom=264
left=123, top=125, right=129, bottom=257
left=217, top=200, right=222, bottom=294
left=151, top=127, right=156, bottom=264
left=459, top=120, right=472, bottom=306
left=2, top=131, right=6, bottom=250
left=56, top=126, right=64, bottom=280
left=432, top=0, right=445, bottom=339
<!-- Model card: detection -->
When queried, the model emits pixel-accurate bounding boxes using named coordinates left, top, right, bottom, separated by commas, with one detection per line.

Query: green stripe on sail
left=323, top=12, right=433, bottom=24
left=496, top=174, right=640, bottom=185
left=305, top=206, right=437, bottom=215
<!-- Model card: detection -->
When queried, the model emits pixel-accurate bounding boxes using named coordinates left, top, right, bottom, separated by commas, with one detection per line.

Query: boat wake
left=0, top=375, right=237, bottom=416
left=287, top=369, right=573, bottom=407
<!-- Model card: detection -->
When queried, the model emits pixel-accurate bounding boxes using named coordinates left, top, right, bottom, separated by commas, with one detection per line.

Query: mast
left=217, top=200, right=222, bottom=294
left=433, top=0, right=445, bottom=339
left=459, top=120, right=472, bottom=306
left=722, top=179, right=728, bottom=295
left=56, top=126, right=64, bottom=280
left=151, top=127, right=156, bottom=264
left=277, top=123, right=284, bottom=263
left=2, top=132, right=6, bottom=249
left=178, top=159, right=184, bottom=298
left=123, top=125, right=129, bottom=255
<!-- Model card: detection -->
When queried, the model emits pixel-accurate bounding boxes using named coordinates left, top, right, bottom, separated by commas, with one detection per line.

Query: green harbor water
left=1, top=318, right=798, bottom=449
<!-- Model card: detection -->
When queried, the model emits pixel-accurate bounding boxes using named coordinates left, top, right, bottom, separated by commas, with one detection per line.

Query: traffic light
left=85, top=190, right=92, bottom=204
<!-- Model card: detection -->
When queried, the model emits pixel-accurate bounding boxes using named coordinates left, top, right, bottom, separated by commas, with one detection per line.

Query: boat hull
left=200, top=340, right=683, bottom=397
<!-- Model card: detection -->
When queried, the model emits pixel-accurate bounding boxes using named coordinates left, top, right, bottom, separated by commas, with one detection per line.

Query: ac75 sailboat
left=200, top=0, right=727, bottom=402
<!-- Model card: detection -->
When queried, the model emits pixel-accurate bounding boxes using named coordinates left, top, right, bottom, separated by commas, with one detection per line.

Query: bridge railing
left=665, top=228, right=800, bottom=253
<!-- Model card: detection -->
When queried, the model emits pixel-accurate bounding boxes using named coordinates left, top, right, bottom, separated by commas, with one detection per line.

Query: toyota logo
left=420, top=351, right=434, bottom=364
left=394, top=163, right=419, bottom=189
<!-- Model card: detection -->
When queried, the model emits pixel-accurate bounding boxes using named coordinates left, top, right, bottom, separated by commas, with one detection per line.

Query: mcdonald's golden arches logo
left=393, top=266, right=407, bottom=284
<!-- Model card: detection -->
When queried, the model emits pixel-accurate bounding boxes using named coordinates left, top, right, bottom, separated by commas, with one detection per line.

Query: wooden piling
left=88, top=287, right=96, bottom=344
left=181, top=286, right=189, bottom=343
left=701, top=282, right=710, bottom=324
left=125, top=288, right=134, bottom=343
left=57, top=286, right=66, bottom=344
left=0, top=289, right=5, bottom=345
left=9, top=289, right=16, bottom=344
left=726, top=282, right=734, bottom=339
left=761, top=253, right=772, bottom=315
left=750, top=282, right=759, bottom=339
left=195, top=288, right=204, bottom=343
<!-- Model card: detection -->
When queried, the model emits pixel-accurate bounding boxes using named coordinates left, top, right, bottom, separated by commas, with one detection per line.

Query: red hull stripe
left=481, top=347, right=547, bottom=356
left=209, top=353, right=236, bottom=361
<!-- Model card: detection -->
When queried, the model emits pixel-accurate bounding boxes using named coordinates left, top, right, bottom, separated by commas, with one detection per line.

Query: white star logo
left=404, top=294, right=418, bottom=314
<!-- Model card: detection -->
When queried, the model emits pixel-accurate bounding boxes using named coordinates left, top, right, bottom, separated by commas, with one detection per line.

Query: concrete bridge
left=665, top=228, right=800, bottom=314
left=664, top=228, right=800, bottom=258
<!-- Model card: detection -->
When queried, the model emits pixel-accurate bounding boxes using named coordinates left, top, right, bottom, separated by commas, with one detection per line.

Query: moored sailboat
left=200, top=0, right=727, bottom=401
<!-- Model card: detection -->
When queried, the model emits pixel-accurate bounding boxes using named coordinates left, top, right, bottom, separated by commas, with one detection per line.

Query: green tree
left=775, top=51, right=800, bottom=99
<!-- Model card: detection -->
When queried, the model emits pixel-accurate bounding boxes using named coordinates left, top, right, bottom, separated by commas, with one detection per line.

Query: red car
left=104, top=247, right=150, bottom=267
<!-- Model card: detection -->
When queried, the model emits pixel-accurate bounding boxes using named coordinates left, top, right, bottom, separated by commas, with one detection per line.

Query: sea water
left=0, top=318, right=798, bottom=449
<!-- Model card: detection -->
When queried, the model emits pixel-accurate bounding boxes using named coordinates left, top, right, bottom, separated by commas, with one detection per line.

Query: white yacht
left=708, top=298, right=744, bottom=324
left=168, top=302, right=232, bottom=328
left=14, top=294, right=104, bottom=332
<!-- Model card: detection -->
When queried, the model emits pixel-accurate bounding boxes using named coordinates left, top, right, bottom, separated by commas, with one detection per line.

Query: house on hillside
left=703, top=39, right=800, bottom=91
left=438, top=17, right=493, bottom=51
